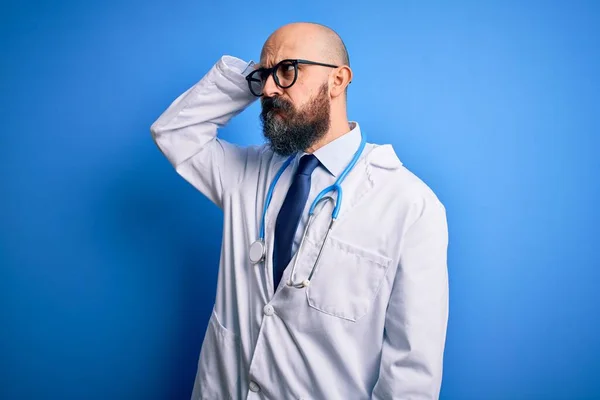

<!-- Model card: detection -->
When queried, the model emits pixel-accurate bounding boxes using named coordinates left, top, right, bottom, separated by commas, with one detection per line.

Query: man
left=151, top=22, right=449, bottom=400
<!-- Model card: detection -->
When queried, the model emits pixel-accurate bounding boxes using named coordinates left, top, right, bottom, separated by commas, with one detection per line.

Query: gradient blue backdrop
left=1, top=0, right=599, bottom=399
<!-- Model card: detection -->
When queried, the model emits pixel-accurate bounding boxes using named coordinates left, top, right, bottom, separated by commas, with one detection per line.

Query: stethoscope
left=248, top=131, right=367, bottom=288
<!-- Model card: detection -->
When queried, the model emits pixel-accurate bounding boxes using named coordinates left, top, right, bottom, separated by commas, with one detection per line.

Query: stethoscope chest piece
left=249, top=240, right=265, bottom=264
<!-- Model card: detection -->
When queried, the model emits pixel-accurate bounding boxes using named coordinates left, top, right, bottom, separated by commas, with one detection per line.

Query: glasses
left=246, top=59, right=339, bottom=97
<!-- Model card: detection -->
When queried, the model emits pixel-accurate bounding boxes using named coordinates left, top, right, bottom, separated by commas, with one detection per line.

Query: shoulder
left=365, top=143, right=445, bottom=211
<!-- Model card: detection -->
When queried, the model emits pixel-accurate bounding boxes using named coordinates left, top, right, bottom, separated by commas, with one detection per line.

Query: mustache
left=261, top=96, right=293, bottom=114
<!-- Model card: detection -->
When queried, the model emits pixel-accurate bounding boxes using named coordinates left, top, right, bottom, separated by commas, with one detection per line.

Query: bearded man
left=151, top=21, right=449, bottom=400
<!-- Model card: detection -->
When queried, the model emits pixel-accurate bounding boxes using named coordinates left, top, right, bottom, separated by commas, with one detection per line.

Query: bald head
left=260, top=22, right=349, bottom=68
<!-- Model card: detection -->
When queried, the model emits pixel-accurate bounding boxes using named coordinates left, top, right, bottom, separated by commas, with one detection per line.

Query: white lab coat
left=150, top=55, right=449, bottom=400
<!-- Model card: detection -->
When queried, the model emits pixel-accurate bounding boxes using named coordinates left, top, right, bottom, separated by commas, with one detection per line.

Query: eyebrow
left=256, top=62, right=274, bottom=70
left=258, top=58, right=298, bottom=69
left=259, top=59, right=276, bottom=69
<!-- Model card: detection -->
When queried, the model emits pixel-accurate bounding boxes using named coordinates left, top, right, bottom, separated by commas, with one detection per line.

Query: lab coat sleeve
left=372, top=193, right=449, bottom=399
left=150, top=55, right=258, bottom=208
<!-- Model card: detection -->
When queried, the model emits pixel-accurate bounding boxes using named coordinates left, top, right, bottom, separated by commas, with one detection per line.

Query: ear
left=330, top=66, right=353, bottom=98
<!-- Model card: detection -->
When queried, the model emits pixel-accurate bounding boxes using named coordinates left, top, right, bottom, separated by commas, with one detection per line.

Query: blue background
left=1, top=0, right=599, bottom=398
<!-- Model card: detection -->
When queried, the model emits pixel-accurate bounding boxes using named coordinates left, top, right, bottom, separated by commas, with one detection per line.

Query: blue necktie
left=273, top=154, right=320, bottom=288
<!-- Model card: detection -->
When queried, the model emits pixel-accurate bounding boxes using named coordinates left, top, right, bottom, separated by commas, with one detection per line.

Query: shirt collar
left=300, top=121, right=362, bottom=177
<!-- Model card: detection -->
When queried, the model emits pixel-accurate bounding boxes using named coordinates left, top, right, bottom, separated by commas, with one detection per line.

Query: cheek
left=285, top=89, right=308, bottom=110
left=286, top=70, right=328, bottom=110
left=285, top=77, right=314, bottom=108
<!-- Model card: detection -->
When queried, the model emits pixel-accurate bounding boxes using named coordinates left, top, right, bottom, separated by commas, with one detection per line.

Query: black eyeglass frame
left=245, top=58, right=340, bottom=96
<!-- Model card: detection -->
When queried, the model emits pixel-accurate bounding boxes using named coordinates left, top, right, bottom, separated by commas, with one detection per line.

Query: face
left=260, top=81, right=330, bottom=156
left=257, top=30, right=337, bottom=156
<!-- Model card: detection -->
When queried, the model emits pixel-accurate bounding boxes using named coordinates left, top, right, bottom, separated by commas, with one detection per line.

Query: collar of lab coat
left=299, top=121, right=362, bottom=177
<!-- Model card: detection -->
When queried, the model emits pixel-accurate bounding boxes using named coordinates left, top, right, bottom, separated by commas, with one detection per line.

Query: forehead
left=260, top=34, right=319, bottom=67
left=260, top=43, right=294, bottom=67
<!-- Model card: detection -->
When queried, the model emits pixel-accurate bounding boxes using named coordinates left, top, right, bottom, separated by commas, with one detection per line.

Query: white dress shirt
left=150, top=55, right=449, bottom=400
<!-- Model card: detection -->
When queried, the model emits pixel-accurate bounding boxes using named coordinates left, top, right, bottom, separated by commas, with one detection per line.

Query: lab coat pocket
left=306, top=236, right=392, bottom=322
left=194, top=308, right=240, bottom=400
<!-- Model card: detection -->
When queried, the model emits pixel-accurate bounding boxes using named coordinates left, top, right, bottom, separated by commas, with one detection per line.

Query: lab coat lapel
left=334, top=146, right=376, bottom=223
left=300, top=146, right=377, bottom=246
left=335, top=144, right=403, bottom=224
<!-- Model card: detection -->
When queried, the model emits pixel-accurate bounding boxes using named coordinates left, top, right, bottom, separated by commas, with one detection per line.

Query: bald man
left=151, top=22, right=449, bottom=400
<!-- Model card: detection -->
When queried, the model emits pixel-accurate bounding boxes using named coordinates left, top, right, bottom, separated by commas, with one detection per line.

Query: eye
left=277, top=62, right=295, bottom=77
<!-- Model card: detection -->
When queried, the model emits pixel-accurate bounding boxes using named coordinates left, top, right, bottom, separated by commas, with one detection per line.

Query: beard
left=260, top=83, right=330, bottom=156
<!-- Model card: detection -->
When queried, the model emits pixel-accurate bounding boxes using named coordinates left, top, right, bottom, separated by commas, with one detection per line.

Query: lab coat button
left=263, top=304, right=274, bottom=316
left=249, top=381, right=261, bottom=392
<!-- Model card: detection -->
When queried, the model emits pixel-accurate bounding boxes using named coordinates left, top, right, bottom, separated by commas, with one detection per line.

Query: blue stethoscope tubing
left=249, top=131, right=367, bottom=287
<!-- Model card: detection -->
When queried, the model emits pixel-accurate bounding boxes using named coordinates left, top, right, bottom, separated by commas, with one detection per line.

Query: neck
left=306, top=112, right=351, bottom=153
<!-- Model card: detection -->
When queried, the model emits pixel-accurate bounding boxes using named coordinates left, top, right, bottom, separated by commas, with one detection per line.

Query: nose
left=262, top=73, right=283, bottom=97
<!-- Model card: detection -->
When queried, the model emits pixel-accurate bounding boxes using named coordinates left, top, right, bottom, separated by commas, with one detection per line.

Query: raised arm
left=150, top=55, right=259, bottom=208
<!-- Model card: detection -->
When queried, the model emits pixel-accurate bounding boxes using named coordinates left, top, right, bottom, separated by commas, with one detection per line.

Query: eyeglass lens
left=248, top=61, right=296, bottom=96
